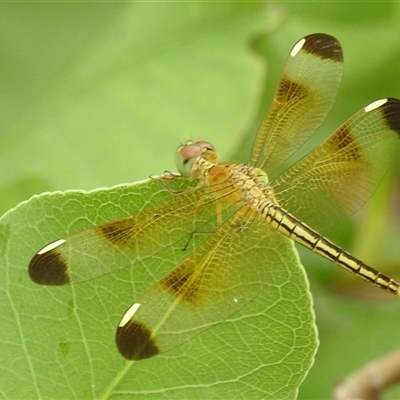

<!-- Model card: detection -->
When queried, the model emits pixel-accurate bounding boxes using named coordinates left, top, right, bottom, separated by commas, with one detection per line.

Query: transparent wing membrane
left=272, top=98, right=400, bottom=230
left=251, top=34, right=343, bottom=173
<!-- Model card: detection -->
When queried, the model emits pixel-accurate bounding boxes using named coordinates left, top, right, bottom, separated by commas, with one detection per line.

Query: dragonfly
left=29, top=33, right=400, bottom=361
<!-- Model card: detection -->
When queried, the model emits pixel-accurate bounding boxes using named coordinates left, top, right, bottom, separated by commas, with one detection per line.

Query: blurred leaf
left=0, top=2, right=269, bottom=215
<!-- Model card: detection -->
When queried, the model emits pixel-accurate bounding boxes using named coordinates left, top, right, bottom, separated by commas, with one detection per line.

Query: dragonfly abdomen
left=258, top=201, right=400, bottom=297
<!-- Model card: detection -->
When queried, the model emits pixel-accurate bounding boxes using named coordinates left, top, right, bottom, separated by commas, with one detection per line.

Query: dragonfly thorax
left=230, top=164, right=276, bottom=207
left=177, top=139, right=277, bottom=211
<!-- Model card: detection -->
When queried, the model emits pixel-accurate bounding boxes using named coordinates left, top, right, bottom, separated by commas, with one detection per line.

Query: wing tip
left=382, top=98, right=400, bottom=136
left=29, top=247, right=70, bottom=285
left=116, top=320, right=160, bottom=360
left=302, top=33, right=343, bottom=62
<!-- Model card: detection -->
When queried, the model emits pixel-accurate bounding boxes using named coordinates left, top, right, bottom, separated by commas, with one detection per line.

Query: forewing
left=250, top=33, right=343, bottom=174
left=115, top=211, right=296, bottom=360
left=272, top=98, right=400, bottom=230
left=28, top=177, right=218, bottom=285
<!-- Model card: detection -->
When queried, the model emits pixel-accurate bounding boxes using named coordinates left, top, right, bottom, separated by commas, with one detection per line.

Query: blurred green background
left=1, top=2, right=400, bottom=399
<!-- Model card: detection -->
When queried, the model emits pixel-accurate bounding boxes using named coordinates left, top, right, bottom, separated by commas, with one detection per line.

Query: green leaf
left=1, top=179, right=316, bottom=399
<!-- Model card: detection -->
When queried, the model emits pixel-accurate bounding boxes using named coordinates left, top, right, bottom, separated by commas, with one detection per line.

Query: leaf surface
left=1, top=180, right=316, bottom=399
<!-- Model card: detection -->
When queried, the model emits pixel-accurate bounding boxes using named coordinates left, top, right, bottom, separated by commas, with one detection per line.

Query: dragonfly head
left=176, top=140, right=216, bottom=177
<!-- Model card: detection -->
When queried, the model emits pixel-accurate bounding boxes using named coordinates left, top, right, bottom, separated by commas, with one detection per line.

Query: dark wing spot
left=302, top=33, right=343, bottom=62
left=159, top=260, right=199, bottom=304
left=276, top=77, right=309, bottom=104
left=332, top=124, right=361, bottom=160
left=29, top=250, right=70, bottom=285
left=116, top=320, right=159, bottom=360
left=97, top=220, right=135, bottom=246
left=381, top=98, right=400, bottom=136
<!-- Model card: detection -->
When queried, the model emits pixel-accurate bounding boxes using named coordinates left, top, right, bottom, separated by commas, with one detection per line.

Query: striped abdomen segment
left=258, top=200, right=400, bottom=297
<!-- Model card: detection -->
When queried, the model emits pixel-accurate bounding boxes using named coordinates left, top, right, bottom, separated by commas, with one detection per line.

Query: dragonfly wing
left=28, top=178, right=218, bottom=285
left=115, top=212, right=295, bottom=360
left=250, top=33, right=343, bottom=174
left=272, top=98, right=400, bottom=230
